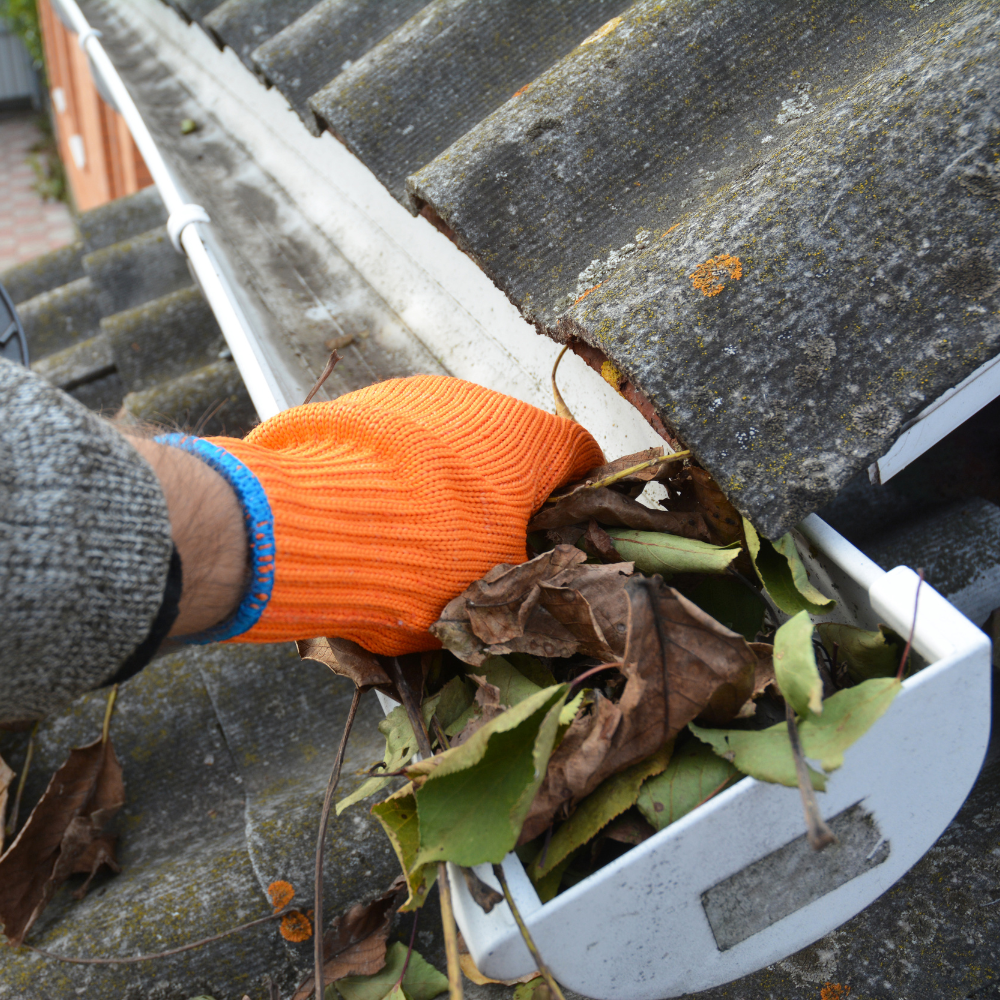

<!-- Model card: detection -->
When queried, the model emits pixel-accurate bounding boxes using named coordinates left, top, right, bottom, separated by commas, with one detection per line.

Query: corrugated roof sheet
left=154, top=0, right=1000, bottom=535
left=2, top=186, right=258, bottom=434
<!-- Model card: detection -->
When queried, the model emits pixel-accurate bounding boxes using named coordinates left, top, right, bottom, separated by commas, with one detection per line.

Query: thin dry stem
left=897, top=568, right=925, bottom=682
left=785, top=702, right=836, bottom=851
left=492, top=863, right=565, bottom=1000
left=27, top=905, right=298, bottom=964
left=551, top=345, right=575, bottom=422
left=303, top=349, right=344, bottom=405
left=314, top=685, right=363, bottom=1000
left=545, top=450, right=692, bottom=502
left=101, top=685, right=118, bottom=744
left=438, top=863, right=464, bottom=1000
left=6, top=720, right=39, bottom=838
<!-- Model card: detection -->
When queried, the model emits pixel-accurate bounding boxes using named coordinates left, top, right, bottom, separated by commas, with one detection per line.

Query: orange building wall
left=37, top=0, right=152, bottom=212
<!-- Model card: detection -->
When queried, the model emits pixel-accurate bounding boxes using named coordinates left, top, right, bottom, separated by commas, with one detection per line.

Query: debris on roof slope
left=0, top=643, right=402, bottom=999
left=150, top=0, right=1000, bottom=537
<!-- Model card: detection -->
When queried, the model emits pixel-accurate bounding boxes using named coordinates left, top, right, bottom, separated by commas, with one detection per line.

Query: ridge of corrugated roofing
left=153, top=0, right=999, bottom=536
left=1, top=186, right=257, bottom=434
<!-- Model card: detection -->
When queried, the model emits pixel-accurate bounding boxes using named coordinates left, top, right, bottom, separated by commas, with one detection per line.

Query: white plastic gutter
left=50, top=0, right=286, bottom=420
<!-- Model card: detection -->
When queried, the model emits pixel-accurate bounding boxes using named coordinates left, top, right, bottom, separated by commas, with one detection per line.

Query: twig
left=551, top=345, right=575, bottom=422
left=102, top=684, right=118, bottom=744
left=395, top=909, right=420, bottom=990
left=438, top=863, right=464, bottom=1000
left=6, top=720, right=39, bottom=838
left=492, top=863, right=565, bottom=1000
left=314, top=686, right=363, bottom=1000
left=785, top=702, right=836, bottom=851
left=303, top=349, right=344, bottom=405
left=544, top=451, right=692, bottom=502
left=569, top=662, right=623, bottom=691
left=192, top=396, right=229, bottom=436
left=27, top=905, right=299, bottom=964
left=431, top=716, right=451, bottom=751
left=897, top=568, right=924, bottom=682
left=390, top=658, right=434, bottom=759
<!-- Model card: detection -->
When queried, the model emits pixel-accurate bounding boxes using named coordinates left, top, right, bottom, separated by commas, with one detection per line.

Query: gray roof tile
left=308, top=0, right=629, bottom=199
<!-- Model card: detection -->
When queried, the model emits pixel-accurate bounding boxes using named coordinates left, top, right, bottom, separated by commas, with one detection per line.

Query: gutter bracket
left=168, top=204, right=211, bottom=253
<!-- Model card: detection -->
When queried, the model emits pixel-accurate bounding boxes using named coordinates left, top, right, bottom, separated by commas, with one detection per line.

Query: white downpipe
left=51, top=0, right=284, bottom=420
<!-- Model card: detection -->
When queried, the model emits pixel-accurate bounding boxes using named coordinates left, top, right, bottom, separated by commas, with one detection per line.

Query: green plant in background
left=28, top=112, right=68, bottom=204
left=1, top=0, right=43, bottom=67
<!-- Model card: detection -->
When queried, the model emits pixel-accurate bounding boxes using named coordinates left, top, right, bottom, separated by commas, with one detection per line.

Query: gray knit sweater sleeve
left=0, top=359, right=174, bottom=723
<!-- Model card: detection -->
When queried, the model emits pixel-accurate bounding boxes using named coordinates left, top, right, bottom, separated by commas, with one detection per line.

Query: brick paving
left=0, top=112, right=76, bottom=272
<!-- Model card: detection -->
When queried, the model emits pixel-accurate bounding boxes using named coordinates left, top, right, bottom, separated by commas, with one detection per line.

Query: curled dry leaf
left=297, top=637, right=392, bottom=691
left=292, top=875, right=407, bottom=1000
left=430, top=545, right=634, bottom=666
left=582, top=519, right=626, bottom=564
left=460, top=866, right=504, bottom=913
left=665, top=466, right=744, bottom=547
left=451, top=677, right=505, bottom=747
left=0, top=736, right=125, bottom=946
left=519, top=576, right=757, bottom=843
left=528, top=486, right=709, bottom=542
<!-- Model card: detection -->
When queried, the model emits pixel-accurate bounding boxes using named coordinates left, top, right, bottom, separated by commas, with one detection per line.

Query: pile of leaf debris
left=297, top=447, right=911, bottom=994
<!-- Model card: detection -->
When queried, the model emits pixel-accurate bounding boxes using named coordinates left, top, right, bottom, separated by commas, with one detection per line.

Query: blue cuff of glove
left=155, top=433, right=275, bottom=643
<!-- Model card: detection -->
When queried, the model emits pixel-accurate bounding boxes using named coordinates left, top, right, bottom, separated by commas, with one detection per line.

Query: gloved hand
left=161, top=375, right=603, bottom=654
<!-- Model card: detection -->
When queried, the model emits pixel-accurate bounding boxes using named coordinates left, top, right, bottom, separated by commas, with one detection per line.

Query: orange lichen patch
left=601, top=360, right=624, bottom=392
left=820, top=984, right=850, bottom=1000
left=512, top=83, right=531, bottom=100
left=574, top=281, right=604, bottom=305
left=267, top=879, right=295, bottom=912
left=689, top=254, right=743, bottom=297
left=582, top=15, right=623, bottom=45
left=280, top=910, right=313, bottom=943
left=664, top=223, right=681, bottom=236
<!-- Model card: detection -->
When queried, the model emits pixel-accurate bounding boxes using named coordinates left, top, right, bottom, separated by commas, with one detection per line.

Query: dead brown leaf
left=292, top=874, right=406, bottom=1000
left=297, top=637, right=392, bottom=691
left=528, top=487, right=709, bottom=541
left=0, top=756, right=14, bottom=854
left=460, top=866, right=504, bottom=913
left=451, top=677, right=505, bottom=747
left=664, top=467, right=744, bottom=547
left=601, top=810, right=656, bottom=846
left=581, top=519, right=626, bottom=564
left=749, top=643, right=777, bottom=698
left=519, top=576, right=757, bottom=842
left=431, top=546, right=634, bottom=666
left=0, top=736, right=125, bottom=946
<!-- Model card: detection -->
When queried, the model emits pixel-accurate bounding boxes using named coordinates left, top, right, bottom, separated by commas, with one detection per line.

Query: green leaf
left=688, top=722, right=827, bottom=791
left=477, top=656, right=543, bottom=706
left=816, top=622, right=903, bottom=683
left=533, top=849, right=579, bottom=903
left=335, top=941, right=449, bottom=1000
left=409, top=685, right=570, bottom=867
left=742, top=519, right=835, bottom=616
left=773, top=611, right=823, bottom=716
left=682, top=576, right=765, bottom=641
left=430, top=675, right=474, bottom=730
left=607, top=529, right=741, bottom=575
left=370, top=788, right=436, bottom=911
left=690, top=676, right=901, bottom=789
left=559, top=689, right=587, bottom=727
left=337, top=706, right=416, bottom=815
left=637, top=737, right=741, bottom=831
left=530, top=744, right=671, bottom=880
left=512, top=979, right=550, bottom=1000
left=506, top=653, right=558, bottom=688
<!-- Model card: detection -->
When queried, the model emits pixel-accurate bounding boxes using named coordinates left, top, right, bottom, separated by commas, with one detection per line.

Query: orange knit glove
left=160, top=375, right=603, bottom=654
